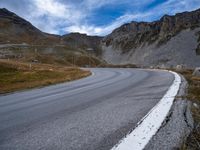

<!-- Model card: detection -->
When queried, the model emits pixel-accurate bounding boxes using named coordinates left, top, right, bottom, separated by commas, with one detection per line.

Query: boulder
left=193, top=67, right=200, bottom=76
left=176, top=65, right=184, bottom=71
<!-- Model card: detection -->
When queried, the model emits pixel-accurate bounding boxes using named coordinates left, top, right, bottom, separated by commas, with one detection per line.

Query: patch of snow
left=111, top=71, right=181, bottom=150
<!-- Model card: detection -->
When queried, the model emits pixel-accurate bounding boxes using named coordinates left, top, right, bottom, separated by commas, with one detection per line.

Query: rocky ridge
left=101, top=8, right=200, bottom=68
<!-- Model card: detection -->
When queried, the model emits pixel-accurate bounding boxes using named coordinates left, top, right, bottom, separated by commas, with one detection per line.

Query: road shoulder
left=144, top=74, right=194, bottom=150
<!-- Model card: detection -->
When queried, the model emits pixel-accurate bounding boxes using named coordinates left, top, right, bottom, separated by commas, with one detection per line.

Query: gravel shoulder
left=145, top=74, right=194, bottom=150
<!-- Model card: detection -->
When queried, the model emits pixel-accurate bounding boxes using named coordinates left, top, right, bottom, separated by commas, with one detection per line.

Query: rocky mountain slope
left=0, top=8, right=60, bottom=45
left=0, top=8, right=103, bottom=66
left=1, top=8, right=200, bottom=68
left=101, top=8, right=200, bottom=68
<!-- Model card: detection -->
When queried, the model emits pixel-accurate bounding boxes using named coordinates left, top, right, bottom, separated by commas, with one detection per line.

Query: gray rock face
left=193, top=67, right=200, bottom=76
left=102, top=8, right=200, bottom=51
left=102, top=28, right=200, bottom=68
left=101, top=8, right=200, bottom=68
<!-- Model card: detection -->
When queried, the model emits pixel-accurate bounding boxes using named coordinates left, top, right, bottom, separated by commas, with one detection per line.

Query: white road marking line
left=111, top=71, right=181, bottom=150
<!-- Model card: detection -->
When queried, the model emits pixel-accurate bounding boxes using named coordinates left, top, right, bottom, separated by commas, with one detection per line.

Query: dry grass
left=1, top=45, right=103, bottom=67
left=0, top=59, right=91, bottom=94
left=176, top=69, right=200, bottom=150
left=99, top=63, right=138, bottom=68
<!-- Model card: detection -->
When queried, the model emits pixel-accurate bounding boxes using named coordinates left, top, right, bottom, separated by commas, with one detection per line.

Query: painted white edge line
left=91, top=71, right=95, bottom=76
left=111, top=70, right=181, bottom=150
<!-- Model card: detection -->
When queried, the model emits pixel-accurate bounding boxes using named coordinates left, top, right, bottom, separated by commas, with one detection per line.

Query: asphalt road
left=0, top=68, right=174, bottom=150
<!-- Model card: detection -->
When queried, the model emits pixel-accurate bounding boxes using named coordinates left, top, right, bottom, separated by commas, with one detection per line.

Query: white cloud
left=1, top=0, right=200, bottom=35
left=64, top=12, right=152, bottom=35
left=147, top=0, right=200, bottom=17
left=29, top=0, right=135, bottom=35
left=82, top=0, right=125, bottom=10
left=63, top=0, right=200, bottom=36
left=27, top=0, right=85, bottom=34
left=65, top=25, right=102, bottom=35
left=33, top=0, right=67, bottom=18
left=75, top=0, right=200, bottom=36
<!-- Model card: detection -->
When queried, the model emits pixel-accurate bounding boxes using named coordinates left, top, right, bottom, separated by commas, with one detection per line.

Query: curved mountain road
left=0, top=68, right=175, bottom=150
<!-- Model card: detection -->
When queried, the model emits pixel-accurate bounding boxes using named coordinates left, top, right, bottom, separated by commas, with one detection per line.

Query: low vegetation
left=177, top=69, right=200, bottom=150
left=99, top=63, right=138, bottom=68
left=0, top=45, right=104, bottom=67
left=0, top=59, right=91, bottom=94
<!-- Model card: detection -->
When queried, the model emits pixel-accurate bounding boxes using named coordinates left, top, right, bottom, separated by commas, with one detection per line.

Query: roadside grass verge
left=0, top=59, right=91, bottom=94
left=99, top=63, right=138, bottom=68
left=176, top=69, right=200, bottom=149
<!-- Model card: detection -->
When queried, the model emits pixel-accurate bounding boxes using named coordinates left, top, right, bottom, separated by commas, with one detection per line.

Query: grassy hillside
left=0, top=59, right=91, bottom=94
left=0, top=45, right=104, bottom=67
left=0, top=8, right=104, bottom=67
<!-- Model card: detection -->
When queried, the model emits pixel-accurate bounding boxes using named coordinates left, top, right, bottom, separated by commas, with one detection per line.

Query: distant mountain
left=61, top=33, right=102, bottom=55
left=101, top=8, right=200, bottom=68
left=0, top=8, right=103, bottom=47
left=0, top=8, right=60, bottom=45
left=1, top=8, right=200, bottom=68
left=0, top=8, right=103, bottom=66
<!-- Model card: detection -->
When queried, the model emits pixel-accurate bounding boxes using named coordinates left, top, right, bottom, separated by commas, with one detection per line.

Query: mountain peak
left=0, top=8, right=9, bottom=12
left=0, top=8, right=15, bottom=17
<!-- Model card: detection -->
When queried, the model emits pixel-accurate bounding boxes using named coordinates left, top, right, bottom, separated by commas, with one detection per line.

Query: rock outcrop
left=193, top=68, right=200, bottom=77
left=101, top=8, right=200, bottom=68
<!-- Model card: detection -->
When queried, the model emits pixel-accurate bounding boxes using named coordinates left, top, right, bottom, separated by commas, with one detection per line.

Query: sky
left=0, top=0, right=200, bottom=36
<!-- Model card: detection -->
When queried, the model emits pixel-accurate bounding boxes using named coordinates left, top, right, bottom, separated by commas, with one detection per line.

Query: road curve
left=0, top=68, right=174, bottom=150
